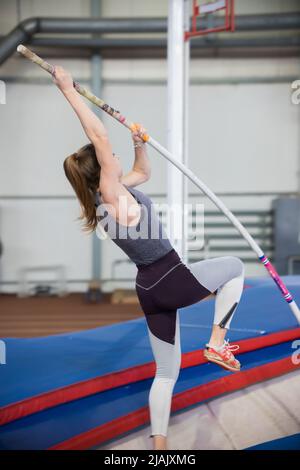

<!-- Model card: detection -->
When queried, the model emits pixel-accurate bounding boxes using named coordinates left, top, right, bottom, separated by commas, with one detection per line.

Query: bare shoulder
left=99, top=179, right=140, bottom=226
left=99, top=178, right=129, bottom=203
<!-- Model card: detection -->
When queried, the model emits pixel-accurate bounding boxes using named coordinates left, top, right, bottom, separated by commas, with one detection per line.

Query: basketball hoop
left=185, top=0, right=235, bottom=40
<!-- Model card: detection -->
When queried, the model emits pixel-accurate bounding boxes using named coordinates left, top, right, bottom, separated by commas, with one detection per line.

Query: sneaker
left=203, top=339, right=241, bottom=372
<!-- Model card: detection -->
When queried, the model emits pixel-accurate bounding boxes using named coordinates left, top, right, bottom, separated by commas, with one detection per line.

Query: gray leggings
left=147, top=255, right=245, bottom=438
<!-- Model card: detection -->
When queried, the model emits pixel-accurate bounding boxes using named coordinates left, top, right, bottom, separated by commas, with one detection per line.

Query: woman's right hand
left=131, top=123, right=147, bottom=144
left=52, top=65, right=74, bottom=94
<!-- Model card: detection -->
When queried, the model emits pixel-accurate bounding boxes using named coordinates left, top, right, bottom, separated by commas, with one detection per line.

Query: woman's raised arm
left=52, top=65, right=114, bottom=170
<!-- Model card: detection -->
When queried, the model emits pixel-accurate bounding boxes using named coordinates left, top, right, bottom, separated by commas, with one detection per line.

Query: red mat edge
left=49, top=356, right=300, bottom=450
left=1, top=327, right=300, bottom=426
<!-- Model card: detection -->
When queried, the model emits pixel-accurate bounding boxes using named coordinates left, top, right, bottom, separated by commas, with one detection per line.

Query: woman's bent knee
left=227, top=256, right=244, bottom=278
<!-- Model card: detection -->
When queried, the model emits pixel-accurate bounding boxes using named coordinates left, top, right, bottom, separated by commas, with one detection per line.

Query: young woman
left=53, top=66, right=245, bottom=451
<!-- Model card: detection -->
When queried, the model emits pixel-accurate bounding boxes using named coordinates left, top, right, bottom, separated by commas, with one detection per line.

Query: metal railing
left=187, top=209, right=273, bottom=263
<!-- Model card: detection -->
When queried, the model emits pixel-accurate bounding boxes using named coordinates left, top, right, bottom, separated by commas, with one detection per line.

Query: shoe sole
left=204, top=351, right=240, bottom=373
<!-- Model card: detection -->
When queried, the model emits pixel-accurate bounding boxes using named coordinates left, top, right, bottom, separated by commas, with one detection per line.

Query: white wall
left=0, top=200, right=92, bottom=280
left=0, top=0, right=299, bottom=291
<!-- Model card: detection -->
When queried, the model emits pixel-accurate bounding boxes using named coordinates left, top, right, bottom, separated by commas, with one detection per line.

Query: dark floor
left=0, top=292, right=144, bottom=338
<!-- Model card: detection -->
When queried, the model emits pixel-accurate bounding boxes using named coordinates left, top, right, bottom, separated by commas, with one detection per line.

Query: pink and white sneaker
left=203, top=339, right=241, bottom=372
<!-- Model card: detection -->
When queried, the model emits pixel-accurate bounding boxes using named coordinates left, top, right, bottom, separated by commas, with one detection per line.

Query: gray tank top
left=94, top=185, right=173, bottom=266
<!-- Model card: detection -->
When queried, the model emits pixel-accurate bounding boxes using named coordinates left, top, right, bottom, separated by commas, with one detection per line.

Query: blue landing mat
left=247, top=433, right=300, bottom=450
left=1, top=280, right=299, bottom=409
left=245, top=275, right=300, bottom=288
left=0, top=341, right=297, bottom=450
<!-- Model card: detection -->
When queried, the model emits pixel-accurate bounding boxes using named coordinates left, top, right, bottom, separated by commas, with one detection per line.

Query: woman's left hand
left=131, top=123, right=147, bottom=144
left=52, top=65, right=74, bottom=94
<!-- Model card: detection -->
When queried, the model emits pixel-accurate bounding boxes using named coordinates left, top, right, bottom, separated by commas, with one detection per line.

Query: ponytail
left=63, top=144, right=100, bottom=233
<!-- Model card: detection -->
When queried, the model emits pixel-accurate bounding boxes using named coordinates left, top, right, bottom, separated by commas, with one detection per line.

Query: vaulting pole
left=17, top=44, right=300, bottom=324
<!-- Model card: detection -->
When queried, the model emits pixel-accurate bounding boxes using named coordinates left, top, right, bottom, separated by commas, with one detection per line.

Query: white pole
left=167, top=0, right=187, bottom=261
left=183, top=0, right=191, bottom=263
